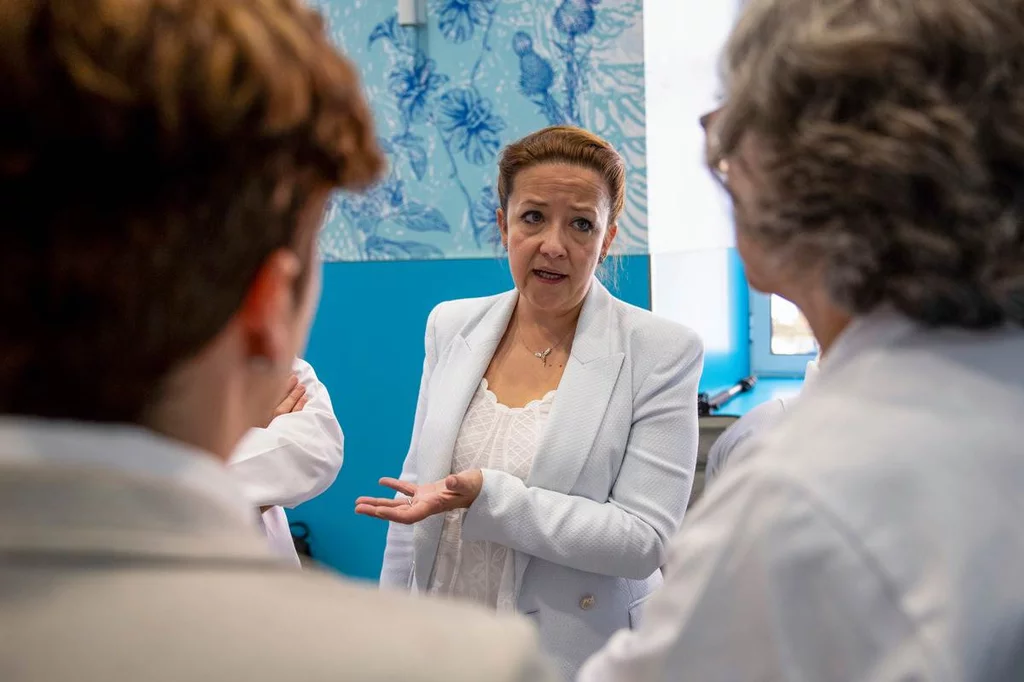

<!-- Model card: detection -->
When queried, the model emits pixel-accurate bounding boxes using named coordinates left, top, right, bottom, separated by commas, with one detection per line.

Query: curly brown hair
left=0, top=0, right=384, bottom=421
left=712, top=0, right=1024, bottom=328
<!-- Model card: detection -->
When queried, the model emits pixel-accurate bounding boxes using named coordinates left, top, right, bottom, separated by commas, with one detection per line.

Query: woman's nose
left=539, top=225, right=568, bottom=257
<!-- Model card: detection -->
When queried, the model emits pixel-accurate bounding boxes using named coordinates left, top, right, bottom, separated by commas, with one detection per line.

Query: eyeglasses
left=700, top=106, right=730, bottom=184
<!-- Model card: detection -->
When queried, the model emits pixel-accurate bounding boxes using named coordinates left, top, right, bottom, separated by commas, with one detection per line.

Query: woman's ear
left=601, top=222, right=618, bottom=259
left=496, top=207, right=509, bottom=249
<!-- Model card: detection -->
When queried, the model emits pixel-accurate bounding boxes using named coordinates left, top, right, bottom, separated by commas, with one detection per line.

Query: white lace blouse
left=427, top=378, right=555, bottom=611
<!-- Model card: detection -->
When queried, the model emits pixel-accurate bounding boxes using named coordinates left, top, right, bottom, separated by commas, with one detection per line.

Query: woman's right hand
left=355, top=471, right=483, bottom=524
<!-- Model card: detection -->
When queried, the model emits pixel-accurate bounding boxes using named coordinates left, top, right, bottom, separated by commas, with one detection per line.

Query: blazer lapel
left=413, top=290, right=517, bottom=590
left=515, top=281, right=625, bottom=595
left=524, top=354, right=624, bottom=490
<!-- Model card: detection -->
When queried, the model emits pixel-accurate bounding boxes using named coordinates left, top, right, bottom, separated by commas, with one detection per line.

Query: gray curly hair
left=712, top=0, right=1024, bottom=328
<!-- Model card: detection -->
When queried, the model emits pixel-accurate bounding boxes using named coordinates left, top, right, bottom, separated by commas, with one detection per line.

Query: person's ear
left=238, top=248, right=302, bottom=370
left=496, top=207, right=509, bottom=250
left=600, top=222, right=618, bottom=261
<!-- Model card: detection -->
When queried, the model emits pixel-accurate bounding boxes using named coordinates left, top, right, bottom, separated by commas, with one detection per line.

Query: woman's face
left=497, top=162, right=617, bottom=315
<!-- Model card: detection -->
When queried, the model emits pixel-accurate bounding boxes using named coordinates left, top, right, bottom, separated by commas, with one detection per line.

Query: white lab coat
left=580, top=309, right=1024, bottom=681
left=0, top=419, right=558, bottom=682
left=704, top=359, right=818, bottom=490
left=230, top=357, right=343, bottom=565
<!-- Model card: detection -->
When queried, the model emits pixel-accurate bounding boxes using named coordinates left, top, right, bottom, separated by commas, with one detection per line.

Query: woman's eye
left=521, top=210, right=542, bottom=224
left=572, top=217, right=594, bottom=232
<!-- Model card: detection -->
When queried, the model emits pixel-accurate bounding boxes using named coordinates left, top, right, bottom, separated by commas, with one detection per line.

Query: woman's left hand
left=355, top=470, right=484, bottom=524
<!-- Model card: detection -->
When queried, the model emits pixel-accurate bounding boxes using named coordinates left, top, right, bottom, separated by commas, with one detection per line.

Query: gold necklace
left=517, top=324, right=574, bottom=367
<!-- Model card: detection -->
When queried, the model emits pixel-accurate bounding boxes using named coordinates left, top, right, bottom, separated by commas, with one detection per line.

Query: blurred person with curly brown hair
left=581, top=0, right=1024, bottom=680
left=0, top=1, right=556, bottom=680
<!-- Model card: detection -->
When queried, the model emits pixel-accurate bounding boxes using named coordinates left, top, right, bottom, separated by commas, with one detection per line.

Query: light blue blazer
left=379, top=280, right=704, bottom=677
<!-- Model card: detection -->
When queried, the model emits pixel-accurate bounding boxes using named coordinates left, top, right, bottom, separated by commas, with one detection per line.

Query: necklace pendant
left=535, top=348, right=552, bottom=366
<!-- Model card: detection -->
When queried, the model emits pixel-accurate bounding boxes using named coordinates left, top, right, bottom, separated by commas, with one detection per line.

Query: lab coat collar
left=818, top=307, right=918, bottom=380
left=0, top=416, right=258, bottom=529
left=0, top=417, right=281, bottom=564
left=803, top=359, right=820, bottom=386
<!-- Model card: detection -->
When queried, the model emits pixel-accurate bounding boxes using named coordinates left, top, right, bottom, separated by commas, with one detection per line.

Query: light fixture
left=398, top=0, right=424, bottom=26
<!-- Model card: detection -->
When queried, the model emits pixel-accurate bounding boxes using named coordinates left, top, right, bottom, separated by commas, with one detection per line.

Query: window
left=749, top=291, right=817, bottom=376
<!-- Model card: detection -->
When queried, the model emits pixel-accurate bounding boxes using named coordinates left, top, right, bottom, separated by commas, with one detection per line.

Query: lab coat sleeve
left=229, top=358, right=344, bottom=509
left=578, top=466, right=940, bottom=682
left=460, top=337, right=703, bottom=581
left=704, top=397, right=787, bottom=491
left=379, top=306, right=440, bottom=590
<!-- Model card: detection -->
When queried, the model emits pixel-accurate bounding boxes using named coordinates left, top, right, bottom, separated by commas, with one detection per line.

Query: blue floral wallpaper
left=313, top=0, right=647, bottom=261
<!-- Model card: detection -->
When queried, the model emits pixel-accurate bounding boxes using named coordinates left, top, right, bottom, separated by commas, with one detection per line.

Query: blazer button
left=579, top=595, right=596, bottom=611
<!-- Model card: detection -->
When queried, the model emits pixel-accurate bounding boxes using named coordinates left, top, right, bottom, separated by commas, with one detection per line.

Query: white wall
left=643, top=0, right=737, bottom=254
left=644, top=0, right=743, bottom=367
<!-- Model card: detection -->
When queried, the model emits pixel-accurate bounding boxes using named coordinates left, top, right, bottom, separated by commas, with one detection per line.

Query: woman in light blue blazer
left=356, top=126, right=703, bottom=676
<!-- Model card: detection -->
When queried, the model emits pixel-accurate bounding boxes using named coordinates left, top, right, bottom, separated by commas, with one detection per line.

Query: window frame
left=749, top=289, right=817, bottom=377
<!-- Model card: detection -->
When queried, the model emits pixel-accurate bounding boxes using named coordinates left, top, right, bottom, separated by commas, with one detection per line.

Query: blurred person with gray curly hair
left=581, top=0, right=1024, bottom=680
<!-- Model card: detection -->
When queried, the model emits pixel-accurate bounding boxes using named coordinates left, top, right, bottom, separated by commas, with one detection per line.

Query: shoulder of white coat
left=682, top=457, right=853, bottom=570
left=426, top=291, right=511, bottom=346
left=611, top=299, right=704, bottom=370
left=295, top=571, right=553, bottom=681
left=728, top=379, right=898, bottom=506
left=210, top=569, right=556, bottom=682
left=708, top=397, right=790, bottom=478
left=741, top=394, right=797, bottom=432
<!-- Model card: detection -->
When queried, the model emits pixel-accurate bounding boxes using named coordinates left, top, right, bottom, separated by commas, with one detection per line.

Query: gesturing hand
left=355, top=471, right=483, bottom=524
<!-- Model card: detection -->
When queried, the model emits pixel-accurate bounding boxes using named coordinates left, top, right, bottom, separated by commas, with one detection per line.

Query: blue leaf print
left=394, top=201, right=451, bottom=233
left=368, top=16, right=398, bottom=48
left=336, top=193, right=385, bottom=235
left=387, top=53, right=449, bottom=125
left=368, top=15, right=416, bottom=54
left=407, top=145, right=428, bottom=180
left=393, top=132, right=425, bottom=148
left=392, top=133, right=429, bottom=181
left=436, top=87, right=506, bottom=166
left=432, top=0, right=498, bottom=44
left=470, top=185, right=502, bottom=247
left=366, top=236, right=444, bottom=260
left=376, top=136, right=396, bottom=155
left=381, top=175, right=405, bottom=208
left=398, top=240, right=446, bottom=260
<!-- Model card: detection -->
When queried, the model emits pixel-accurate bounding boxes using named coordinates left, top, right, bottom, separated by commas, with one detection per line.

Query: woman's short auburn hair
left=715, top=0, right=1024, bottom=329
left=497, top=125, right=626, bottom=225
left=0, top=0, right=384, bottom=421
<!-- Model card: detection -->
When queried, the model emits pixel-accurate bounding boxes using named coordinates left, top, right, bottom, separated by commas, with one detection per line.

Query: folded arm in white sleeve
left=460, top=339, right=703, bottom=581
left=379, top=307, right=439, bottom=589
left=230, top=357, right=344, bottom=509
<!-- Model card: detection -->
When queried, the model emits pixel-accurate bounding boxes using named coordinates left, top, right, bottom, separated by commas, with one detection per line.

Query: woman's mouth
left=532, top=269, right=567, bottom=283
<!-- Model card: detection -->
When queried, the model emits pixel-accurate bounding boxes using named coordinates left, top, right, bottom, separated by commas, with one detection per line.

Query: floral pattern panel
left=313, top=0, right=647, bottom=261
